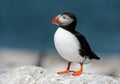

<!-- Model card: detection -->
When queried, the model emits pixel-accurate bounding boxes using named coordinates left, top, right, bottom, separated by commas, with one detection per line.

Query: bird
left=51, top=12, right=100, bottom=76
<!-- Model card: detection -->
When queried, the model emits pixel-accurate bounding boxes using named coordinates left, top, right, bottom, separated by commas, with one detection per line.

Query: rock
left=0, top=65, right=120, bottom=84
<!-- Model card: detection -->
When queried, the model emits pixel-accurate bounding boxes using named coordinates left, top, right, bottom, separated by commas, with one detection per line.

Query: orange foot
left=72, top=70, right=82, bottom=76
left=57, top=70, right=69, bottom=74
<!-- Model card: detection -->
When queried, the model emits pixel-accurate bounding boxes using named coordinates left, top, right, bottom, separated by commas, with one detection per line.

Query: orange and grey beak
left=52, top=15, right=62, bottom=25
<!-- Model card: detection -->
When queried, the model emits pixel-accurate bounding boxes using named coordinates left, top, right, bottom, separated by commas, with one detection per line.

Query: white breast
left=54, top=27, right=85, bottom=63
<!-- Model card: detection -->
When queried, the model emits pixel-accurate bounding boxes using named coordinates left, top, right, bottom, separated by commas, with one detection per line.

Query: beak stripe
left=58, top=18, right=62, bottom=24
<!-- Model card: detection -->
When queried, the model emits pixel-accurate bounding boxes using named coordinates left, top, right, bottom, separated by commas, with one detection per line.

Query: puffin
left=51, top=12, right=100, bottom=76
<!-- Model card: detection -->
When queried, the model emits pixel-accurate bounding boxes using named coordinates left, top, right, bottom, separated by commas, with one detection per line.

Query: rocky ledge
left=0, top=65, right=120, bottom=84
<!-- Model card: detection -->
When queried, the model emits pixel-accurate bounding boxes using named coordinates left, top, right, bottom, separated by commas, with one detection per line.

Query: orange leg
left=72, top=63, right=83, bottom=76
left=57, top=62, right=71, bottom=74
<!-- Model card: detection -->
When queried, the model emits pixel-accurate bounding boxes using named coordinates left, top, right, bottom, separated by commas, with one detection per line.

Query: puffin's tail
left=89, top=51, right=100, bottom=60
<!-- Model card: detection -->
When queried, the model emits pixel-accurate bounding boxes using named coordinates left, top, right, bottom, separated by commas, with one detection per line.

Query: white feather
left=54, top=27, right=86, bottom=63
left=59, top=15, right=74, bottom=26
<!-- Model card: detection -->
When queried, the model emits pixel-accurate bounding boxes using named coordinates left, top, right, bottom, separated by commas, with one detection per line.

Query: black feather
left=71, top=31, right=100, bottom=60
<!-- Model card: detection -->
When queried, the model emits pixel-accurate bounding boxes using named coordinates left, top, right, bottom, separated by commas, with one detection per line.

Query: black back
left=71, top=31, right=100, bottom=60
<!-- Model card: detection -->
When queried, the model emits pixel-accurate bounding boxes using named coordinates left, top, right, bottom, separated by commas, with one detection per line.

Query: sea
left=0, top=0, right=120, bottom=55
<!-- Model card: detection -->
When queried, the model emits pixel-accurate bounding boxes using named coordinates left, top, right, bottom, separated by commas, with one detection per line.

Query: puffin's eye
left=63, top=16, right=66, bottom=19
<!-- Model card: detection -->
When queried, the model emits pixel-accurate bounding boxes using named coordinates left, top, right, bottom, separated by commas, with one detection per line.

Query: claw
left=57, top=70, right=69, bottom=74
left=57, top=62, right=71, bottom=75
left=72, top=63, right=83, bottom=76
left=72, top=70, right=82, bottom=76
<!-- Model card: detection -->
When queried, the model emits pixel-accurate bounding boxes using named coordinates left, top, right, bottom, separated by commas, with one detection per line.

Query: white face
left=56, top=14, right=74, bottom=26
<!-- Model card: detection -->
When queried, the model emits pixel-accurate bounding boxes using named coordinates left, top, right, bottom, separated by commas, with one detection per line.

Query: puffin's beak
left=52, top=16, right=58, bottom=24
left=52, top=15, right=62, bottom=25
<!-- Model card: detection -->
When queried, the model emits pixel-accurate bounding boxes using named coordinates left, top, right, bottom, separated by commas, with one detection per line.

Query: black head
left=52, top=12, right=77, bottom=31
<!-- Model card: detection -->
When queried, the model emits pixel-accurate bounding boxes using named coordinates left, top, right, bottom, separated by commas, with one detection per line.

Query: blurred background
left=0, top=0, right=120, bottom=77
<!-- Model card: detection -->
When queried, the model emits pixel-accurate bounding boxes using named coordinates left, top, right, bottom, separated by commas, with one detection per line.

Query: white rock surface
left=0, top=65, right=120, bottom=84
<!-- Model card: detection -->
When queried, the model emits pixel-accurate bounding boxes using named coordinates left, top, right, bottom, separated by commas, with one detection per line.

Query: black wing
left=71, top=31, right=100, bottom=60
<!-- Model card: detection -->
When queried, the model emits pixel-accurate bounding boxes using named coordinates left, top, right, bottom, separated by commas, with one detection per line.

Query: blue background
left=0, top=0, right=120, bottom=54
